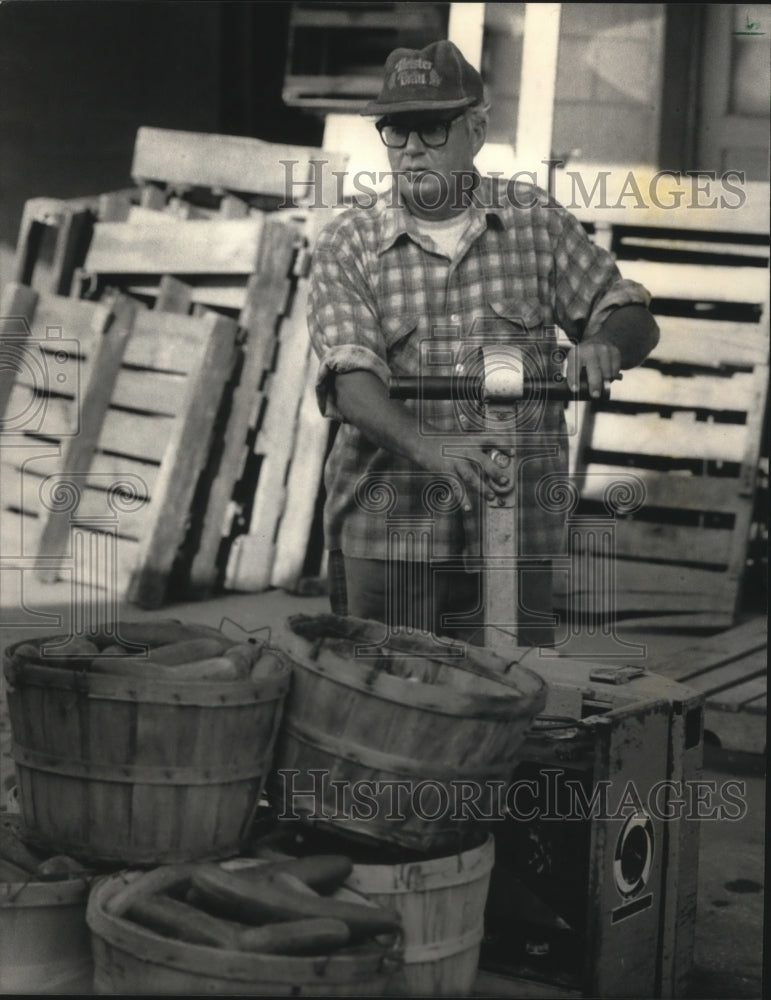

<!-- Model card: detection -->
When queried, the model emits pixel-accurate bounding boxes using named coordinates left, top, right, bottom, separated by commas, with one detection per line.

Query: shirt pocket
left=381, top=314, right=420, bottom=370
left=486, top=297, right=561, bottom=381
left=487, top=297, right=543, bottom=335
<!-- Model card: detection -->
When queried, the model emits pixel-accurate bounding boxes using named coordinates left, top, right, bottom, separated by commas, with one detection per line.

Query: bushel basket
left=269, top=614, right=546, bottom=853
left=3, top=633, right=290, bottom=865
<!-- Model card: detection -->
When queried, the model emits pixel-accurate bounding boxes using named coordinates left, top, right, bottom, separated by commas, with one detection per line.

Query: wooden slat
left=580, top=464, right=741, bottom=513
left=703, top=706, right=766, bottom=754
left=65, top=526, right=139, bottom=597
left=571, top=519, right=734, bottom=566
left=13, top=197, right=93, bottom=296
left=676, top=655, right=766, bottom=699
left=125, top=280, right=249, bottom=312
left=612, top=367, right=756, bottom=411
left=73, top=453, right=156, bottom=498
left=121, top=310, right=211, bottom=372
left=23, top=291, right=112, bottom=354
left=127, top=313, right=239, bottom=608
left=187, top=221, right=296, bottom=597
left=10, top=470, right=152, bottom=541
left=555, top=559, right=732, bottom=613
left=620, top=234, right=768, bottom=259
left=225, top=280, right=312, bottom=591
left=131, top=126, right=348, bottom=203
left=109, top=368, right=190, bottom=414
left=619, top=260, right=768, bottom=304
left=6, top=383, right=77, bottom=439
left=1, top=464, right=47, bottom=516
left=724, top=355, right=769, bottom=622
left=85, top=217, right=265, bottom=274
left=653, top=316, right=769, bottom=367
left=270, top=353, right=331, bottom=591
left=154, top=275, right=193, bottom=315
left=591, top=411, right=747, bottom=461
left=643, top=617, right=767, bottom=680
left=36, top=294, right=138, bottom=580
left=125, top=205, right=177, bottom=225
left=0, top=284, right=39, bottom=420
left=704, top=665, right=767, bottom=709
left=98, top=410, right=175, bottom=463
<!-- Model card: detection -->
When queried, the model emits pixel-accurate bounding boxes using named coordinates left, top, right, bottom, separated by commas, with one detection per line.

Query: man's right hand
left=334, top=369, right=514, bottom=512
left=420, top=440, right=513, bottom=512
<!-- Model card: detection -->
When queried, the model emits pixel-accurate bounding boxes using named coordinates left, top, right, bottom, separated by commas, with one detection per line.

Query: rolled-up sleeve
left=549, top=205, right=651, bottom=341
left=307, top=225, right=391, bottom=422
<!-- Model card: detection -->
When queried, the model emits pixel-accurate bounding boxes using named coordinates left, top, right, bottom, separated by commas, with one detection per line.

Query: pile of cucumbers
left=7, top=619, right=280, bottom=683
left=107, top=855, right=401, bottom=956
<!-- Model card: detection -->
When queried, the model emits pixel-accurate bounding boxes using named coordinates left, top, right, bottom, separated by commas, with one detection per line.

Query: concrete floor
left=0, top=579, right=766, bottom=998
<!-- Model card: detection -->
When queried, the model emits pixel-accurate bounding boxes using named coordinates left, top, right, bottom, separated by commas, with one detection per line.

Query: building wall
left=0, top=1, right=224, bottom=247
left=0, top=1, right=324, bottom=258
left=552, top=4, right=666, bottom=165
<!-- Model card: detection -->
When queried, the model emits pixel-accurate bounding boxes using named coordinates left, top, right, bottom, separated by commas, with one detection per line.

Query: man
left=307, top=40, right=659, bottom=646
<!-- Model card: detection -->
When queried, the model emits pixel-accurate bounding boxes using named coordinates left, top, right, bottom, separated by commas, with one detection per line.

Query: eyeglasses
left=376, top=114, right=464, bottom=149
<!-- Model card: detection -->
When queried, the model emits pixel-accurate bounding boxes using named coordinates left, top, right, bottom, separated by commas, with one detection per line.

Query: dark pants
left=328, top=550, right=555, bottom=647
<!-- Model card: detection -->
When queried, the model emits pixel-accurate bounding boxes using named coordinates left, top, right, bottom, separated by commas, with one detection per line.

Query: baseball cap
left=360, top=39, right=484, bottom=116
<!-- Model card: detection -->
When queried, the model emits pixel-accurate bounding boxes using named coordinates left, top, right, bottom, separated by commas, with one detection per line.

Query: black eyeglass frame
left=375, top=112, right=466, bottom=149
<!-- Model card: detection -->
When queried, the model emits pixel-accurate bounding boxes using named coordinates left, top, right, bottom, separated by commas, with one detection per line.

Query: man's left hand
left=566, top=339, right=621, bottom=399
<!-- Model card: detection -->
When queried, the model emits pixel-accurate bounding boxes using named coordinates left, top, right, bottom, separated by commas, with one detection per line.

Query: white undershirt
left=412, top=209, right=472, bottom=261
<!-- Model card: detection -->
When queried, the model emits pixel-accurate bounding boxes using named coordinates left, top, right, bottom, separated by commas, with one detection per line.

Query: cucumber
left=9, top=637, right=98, bottom=669
left=148, top=637, right=233, bottom=665
left=89, top=620, right=227, bottom=651
left=191, top=865, right=401, bottom=941
left=36, top=854, right=91, bottom=878
left=126, top=895, right=350, bottom=956
left=222, top=643, right=262, bottom=678
left=237, top=917, right=350, bottom=955
left=236, top=855, right=353, bottom=894
left=105, top=864, right=196, bottom=916
left=126, top=894, right=239, bottom=948
left=88, top=655, right=239, bottom=681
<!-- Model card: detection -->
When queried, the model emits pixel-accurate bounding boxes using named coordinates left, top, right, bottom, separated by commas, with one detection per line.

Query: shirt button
left=449, top=313, right=460, bottom=323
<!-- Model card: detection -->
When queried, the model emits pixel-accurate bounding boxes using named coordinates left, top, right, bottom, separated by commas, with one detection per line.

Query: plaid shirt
left=307, top=176, right=650, bottom=561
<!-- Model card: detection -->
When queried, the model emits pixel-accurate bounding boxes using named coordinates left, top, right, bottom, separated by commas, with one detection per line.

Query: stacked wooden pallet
left=1, top=126, right=347, bottom=606
left=559, top=225, right=769, bottom=629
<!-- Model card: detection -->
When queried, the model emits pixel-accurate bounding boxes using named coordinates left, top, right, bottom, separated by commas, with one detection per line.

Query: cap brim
left=359, top=95, right=477, bottom=117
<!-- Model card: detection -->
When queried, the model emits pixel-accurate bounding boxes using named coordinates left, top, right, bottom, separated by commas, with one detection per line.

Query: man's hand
left=566, top=304, right=660, bottom=399
left=423, top=440, right=513, bottom=512
left=566, top=339, right=622, bottom=399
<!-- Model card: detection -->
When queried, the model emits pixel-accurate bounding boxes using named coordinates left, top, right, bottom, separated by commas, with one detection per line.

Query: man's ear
left=470, top=117, right=487, bottom=157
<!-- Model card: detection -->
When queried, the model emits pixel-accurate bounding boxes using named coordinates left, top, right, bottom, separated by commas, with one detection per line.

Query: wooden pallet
left=561, top=243, right=769, bottom=629
left=0, top=281, right=239, bottom=604
left=0, top=283, right=134, bottom=569
left=641, top=616, right=767, bottom=754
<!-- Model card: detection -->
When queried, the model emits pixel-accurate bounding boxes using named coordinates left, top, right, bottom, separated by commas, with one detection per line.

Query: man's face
left=381, top=110, right=485, bottom=219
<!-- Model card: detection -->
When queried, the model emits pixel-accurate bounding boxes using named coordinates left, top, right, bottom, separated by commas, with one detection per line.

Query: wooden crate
left=560, top=236, right=769, bottom=629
